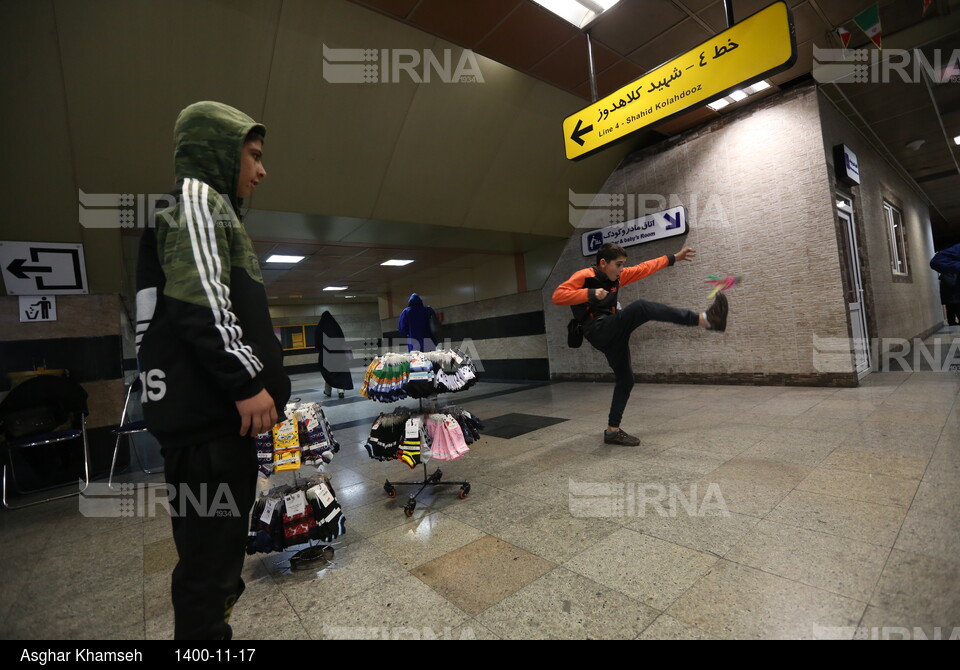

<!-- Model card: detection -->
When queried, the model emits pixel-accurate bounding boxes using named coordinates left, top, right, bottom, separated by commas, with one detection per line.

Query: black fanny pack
left=567, top=318, right=584, bottom=348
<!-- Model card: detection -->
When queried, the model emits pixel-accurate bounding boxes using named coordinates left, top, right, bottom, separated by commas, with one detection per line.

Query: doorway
left=836, top=194, right=871, bottom=379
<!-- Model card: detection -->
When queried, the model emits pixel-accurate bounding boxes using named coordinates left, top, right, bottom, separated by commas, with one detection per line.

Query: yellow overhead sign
left=563, top=1, right=797, bottom=161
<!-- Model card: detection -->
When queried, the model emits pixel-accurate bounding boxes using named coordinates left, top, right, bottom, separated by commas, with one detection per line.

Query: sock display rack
left=360, top=349, right=483, bottom=516
left=247, top=399, right=346, bottom=569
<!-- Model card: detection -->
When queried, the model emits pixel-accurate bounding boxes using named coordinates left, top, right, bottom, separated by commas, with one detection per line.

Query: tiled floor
left=2, top=337, right=959, bottom=639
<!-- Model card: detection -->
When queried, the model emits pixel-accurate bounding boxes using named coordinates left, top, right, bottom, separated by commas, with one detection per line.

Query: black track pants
left=162, top=434, right=258, bottom=640
left=601, top=299, right=699, bottom=428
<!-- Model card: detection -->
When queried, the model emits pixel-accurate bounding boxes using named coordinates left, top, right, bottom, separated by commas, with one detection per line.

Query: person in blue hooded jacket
left=398, top=293, right=438, bottom=352
left=931, top=242, right=960, bottom=275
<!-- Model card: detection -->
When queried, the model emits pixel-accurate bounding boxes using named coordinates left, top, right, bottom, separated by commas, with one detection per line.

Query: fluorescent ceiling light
left=381, top=259, right=415, bottom=266
left=707, top=81, right=772, bottom=112
left=745, top=80, right=771, bottom=94
left=265, top=254, right=305, bottom=264
left=531, top=0, right=622, bottom=29
left=954, top=134, right=960, bottom=145
left=342, top=295, right=356, bottom=298
left=323, top=286, right=348, bottom=291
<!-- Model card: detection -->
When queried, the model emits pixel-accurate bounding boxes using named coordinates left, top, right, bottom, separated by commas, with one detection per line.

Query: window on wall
left=883, top=202, right=909, bottom=276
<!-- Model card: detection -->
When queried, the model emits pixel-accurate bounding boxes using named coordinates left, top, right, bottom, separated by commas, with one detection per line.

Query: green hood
left=173, top=101, right=265, bottom=208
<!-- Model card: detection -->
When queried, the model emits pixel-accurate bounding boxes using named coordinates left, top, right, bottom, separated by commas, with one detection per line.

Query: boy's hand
left=594, top=288, right=609, bottom=301
left=236, top=389, right=278, bottom=436
left=675, top=247, right=697, bottom=263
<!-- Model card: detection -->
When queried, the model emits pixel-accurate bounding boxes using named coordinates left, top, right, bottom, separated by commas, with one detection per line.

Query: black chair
left=0, top=374, right=91, bottom=509
left=108, top=377, right=160, bottom=489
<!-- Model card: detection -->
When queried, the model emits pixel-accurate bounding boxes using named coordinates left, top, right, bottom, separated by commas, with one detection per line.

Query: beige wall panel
left=1, top=0, right=80, bottom=246
left=261, top=0, right=425, bottom=220
left=0, top=294, right=120, bottom=342
left=55, top=0, right=282, bottom=195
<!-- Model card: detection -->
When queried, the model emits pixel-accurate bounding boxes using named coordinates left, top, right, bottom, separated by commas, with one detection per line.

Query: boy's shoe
left=705, top=293, right=729, bottom=332
left=604, top=428, right=641, bottom=446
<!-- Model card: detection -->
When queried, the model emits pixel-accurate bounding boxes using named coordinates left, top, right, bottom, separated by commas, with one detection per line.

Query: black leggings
left=601, top=299, right=699, bottom=428
left=163, top=434, right=258, bottom=640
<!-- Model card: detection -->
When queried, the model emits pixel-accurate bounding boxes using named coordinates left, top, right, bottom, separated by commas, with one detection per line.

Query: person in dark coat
left=397, top=293, right=438, bottom=352
left=931, top=243, right=960, bottom=326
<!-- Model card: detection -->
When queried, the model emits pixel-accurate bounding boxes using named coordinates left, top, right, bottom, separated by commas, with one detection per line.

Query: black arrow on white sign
left=570, top=119, right=593, bottom=147
left=6, top=258, right=52, bottom=279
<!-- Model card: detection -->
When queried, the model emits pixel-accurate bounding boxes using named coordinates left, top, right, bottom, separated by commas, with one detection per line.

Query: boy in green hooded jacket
left=136, top=101, right=290, bottom=639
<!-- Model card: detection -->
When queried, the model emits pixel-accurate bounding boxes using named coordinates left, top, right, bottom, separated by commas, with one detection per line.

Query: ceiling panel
left=530, top=36, right=619, bottom=91
left=355, top=0, right=420, bottom=20
left=595, top=58, right=647, bottom=98
left=475, top=1, right=578, bottom=71
left=791, top=1, right=830, bottom=44
left=590, top=0, right=688, bottom=55
left=673, top=0, right=719, bottom=14
left=627, top=18, right=712, bottom=73
left=814, top=0, right=877, bottom=28
left=408, top=0, right=520, bottom=46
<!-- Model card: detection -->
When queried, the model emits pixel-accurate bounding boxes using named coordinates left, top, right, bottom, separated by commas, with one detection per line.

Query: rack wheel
left=459, top=484, right=470, bottom=499
left=431, top=469, right=443, bottom=483
left=403, top=500, right=416, bottom=517
left=338, top=391, right=344, bottom=398
left=386, top=486, right=397, bottom=499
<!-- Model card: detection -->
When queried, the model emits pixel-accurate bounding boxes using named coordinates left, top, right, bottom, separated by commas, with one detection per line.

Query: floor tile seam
left=859, top=540, right=903, bottom=633
left=791, top=474, right=918, bottom=509
left=263, top=570, right=312, bottom=640
left=750, top=511, right=899, bottom=552
left=274, top=544, right=412, bottom=621
left=814, top=461, right=928, bottom=483
left=361, top=510, right=464, bottom=551
left=491, top=513, right=623, bottom=565
left=614, top=522, right=732, bottom=560
left=27, top=515, right=147, bottom=549
left=557, top=555, right=671, bottom=618
left=469, top=563, right=665, bottom=639
left=659, top=554, right=872, bottom=628
left=631, top=546, right=724, bottom=628
left=720, top=553, right=877, bottom=607
left=332, top=570, right=475, bottom=636
left=454, top=479, right=559, bottom=508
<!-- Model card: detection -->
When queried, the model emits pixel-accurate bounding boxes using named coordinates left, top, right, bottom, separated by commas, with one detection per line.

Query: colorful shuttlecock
left=704, top=274, right=739, bottom=299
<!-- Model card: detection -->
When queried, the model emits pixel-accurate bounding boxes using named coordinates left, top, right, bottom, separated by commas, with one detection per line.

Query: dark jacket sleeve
left=930, top=243, right=960, bottom=275
left=398, top=308, right=409, bottom=336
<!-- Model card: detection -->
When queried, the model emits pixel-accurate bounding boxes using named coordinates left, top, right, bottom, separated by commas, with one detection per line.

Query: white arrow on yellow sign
left=563, top=1, right=797, bottom=161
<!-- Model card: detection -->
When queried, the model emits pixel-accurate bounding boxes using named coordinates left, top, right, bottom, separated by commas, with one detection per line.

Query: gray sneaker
left=604, top=429, right=641, bottom=446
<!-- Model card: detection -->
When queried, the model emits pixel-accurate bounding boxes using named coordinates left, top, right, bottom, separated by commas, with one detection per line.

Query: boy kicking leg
left=553, top=243, right=728, bottom=447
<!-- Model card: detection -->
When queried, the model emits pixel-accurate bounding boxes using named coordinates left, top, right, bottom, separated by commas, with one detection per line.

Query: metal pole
left=586, top=29, right=598, bottom=102
left=723, top=0, right=734, bottom=28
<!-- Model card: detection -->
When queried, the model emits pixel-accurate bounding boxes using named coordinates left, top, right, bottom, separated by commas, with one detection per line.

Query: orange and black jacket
left=552, top=255, right=675, bottom=344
